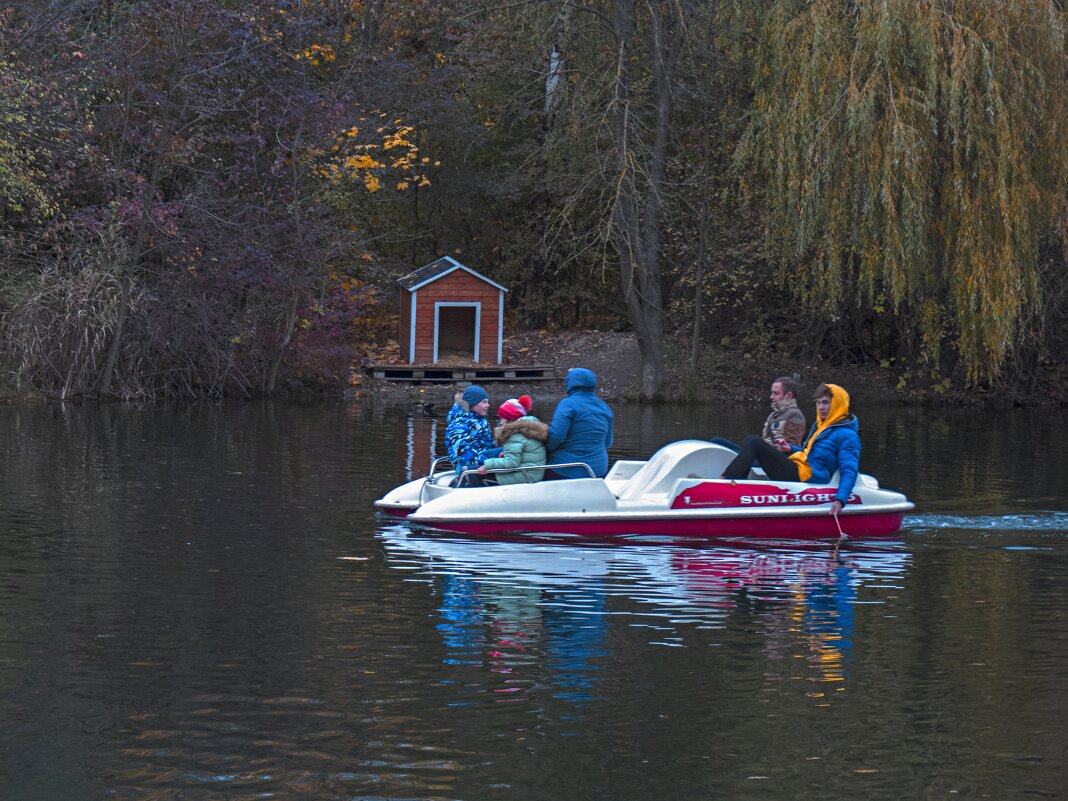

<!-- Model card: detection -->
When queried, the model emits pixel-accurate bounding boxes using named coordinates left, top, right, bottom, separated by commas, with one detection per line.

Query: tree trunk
left=544, top=2, right=572, bottom=130
left=260, top=102, right=309, bottom=396
left=261, top=290, right=299, bottom=395
left=691, top=202, right=707, bottom=369
left=609, top=0, right=687, bottom=400
left=97, top=120, right=174, bottom=398
left=692, top=107, right=712, bottom=370
left=359, top=0, right=387, bottom=65
left=525, top=0, right=577, bottom=329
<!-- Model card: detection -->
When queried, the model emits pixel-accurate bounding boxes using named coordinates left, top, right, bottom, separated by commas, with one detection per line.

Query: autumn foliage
left=0, top=0, right=1065, bottom=400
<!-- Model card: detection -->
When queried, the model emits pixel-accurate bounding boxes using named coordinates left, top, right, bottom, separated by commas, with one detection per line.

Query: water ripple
left=905, top=511, right=1068, bottom=532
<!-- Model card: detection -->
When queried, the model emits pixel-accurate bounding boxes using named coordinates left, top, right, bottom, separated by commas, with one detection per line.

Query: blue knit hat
left=462, top=384, right=488, bottom=406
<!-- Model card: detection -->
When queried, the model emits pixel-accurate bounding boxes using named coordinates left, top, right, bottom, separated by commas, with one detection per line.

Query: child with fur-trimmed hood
left=474, top=395, right=549, bottom=485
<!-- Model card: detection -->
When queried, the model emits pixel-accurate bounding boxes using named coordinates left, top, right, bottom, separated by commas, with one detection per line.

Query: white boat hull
left=375, top=440, right=914, bottom=540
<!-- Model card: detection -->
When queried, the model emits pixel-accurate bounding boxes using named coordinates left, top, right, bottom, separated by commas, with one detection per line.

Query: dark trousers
left=451, top=472, right=497, bottom=488
left=708, top=436, right=740, bottom=452
left=722, top=435, right=801, bottom=482
left=542, top=467, right=604, bottom=481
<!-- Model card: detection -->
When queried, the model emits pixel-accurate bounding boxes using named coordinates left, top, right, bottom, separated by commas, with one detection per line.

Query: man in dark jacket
left=545, top=368, right=614, bottom=478
left=761, top=376, right=807, bottom=446
left=711, top=376, right=806, bottom=451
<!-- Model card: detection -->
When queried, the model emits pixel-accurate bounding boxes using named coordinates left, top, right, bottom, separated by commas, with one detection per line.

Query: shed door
left=435, top=303, right=480, bottom=363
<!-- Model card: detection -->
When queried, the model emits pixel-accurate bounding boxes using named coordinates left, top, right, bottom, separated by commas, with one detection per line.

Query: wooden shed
left=397, top=256, right=508, bottom=364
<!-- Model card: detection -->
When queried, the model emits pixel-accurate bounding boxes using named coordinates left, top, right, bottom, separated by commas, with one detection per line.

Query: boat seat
left=616, top=440, right=737, bottom=500
left=749, top=467, right=842, bottom=485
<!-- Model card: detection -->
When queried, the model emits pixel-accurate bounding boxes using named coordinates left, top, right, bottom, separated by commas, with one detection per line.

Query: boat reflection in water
left=379, top=526, right=909, bottom=704
left=669, top=547, right=861, bottom=685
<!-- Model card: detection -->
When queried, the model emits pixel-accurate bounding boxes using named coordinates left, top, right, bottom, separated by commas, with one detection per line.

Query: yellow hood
left=788, top=384, right=850, bottom=481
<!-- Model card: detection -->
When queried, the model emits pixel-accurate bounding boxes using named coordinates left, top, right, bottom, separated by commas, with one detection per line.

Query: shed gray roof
left=396, top=255, right=508, bottom=293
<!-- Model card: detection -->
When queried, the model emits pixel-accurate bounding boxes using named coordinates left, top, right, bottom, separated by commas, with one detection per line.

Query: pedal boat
left=374, top=440, right=914, bottom=540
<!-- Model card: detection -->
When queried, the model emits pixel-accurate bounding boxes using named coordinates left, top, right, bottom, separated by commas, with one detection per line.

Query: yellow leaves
left=383, top=126, right=415, bottom=150
left=344, top=154, right=383, bottom=170
left=294, top=43, right=336, bottom=65
left=316, top=116, right=437, bottom=193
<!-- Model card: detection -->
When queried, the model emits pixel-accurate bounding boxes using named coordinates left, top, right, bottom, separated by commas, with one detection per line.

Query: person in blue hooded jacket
left=544, top=368, right=614, bottom=479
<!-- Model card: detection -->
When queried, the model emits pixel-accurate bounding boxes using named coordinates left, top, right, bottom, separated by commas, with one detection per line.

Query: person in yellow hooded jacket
left=721, top=383, right=861, bottom=515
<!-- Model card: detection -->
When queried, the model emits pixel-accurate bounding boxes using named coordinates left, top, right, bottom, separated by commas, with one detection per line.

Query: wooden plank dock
left=365, top=364, right=557, bottom=383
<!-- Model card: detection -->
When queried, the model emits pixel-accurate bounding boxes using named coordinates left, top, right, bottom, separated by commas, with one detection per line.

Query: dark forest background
left=1, top=0, right=1065, bottom=401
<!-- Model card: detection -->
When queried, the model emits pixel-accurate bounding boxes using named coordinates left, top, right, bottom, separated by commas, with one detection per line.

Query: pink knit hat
left=497, top=395, right=532, bottom=421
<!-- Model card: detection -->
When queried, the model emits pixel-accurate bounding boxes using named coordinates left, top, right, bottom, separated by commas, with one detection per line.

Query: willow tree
left=727, top=0, right=1068, bottom=381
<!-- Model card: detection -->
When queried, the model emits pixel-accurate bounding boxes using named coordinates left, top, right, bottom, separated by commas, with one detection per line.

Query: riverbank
left=1, top=328, right=1051, bottom=406
left=359, top=329, right=1043, bottom=408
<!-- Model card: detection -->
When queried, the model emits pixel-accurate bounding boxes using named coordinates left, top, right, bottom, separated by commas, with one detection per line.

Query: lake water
left=2, top=398, right=1067, bottom=800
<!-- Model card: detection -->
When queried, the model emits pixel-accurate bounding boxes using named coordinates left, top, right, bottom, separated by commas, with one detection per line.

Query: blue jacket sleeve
left=546, top=400, right=573, bottom=452
left=834, top=431, right=862, bottom=504
left=446, top=416, right=492, bottom=471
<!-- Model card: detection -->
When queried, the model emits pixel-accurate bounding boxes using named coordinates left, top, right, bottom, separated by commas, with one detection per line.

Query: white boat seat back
left=752, top=469, right=842, bottom=485
left=746, top=469, right=879, bottom=492
left=615, top=440, right=737, bottom=500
